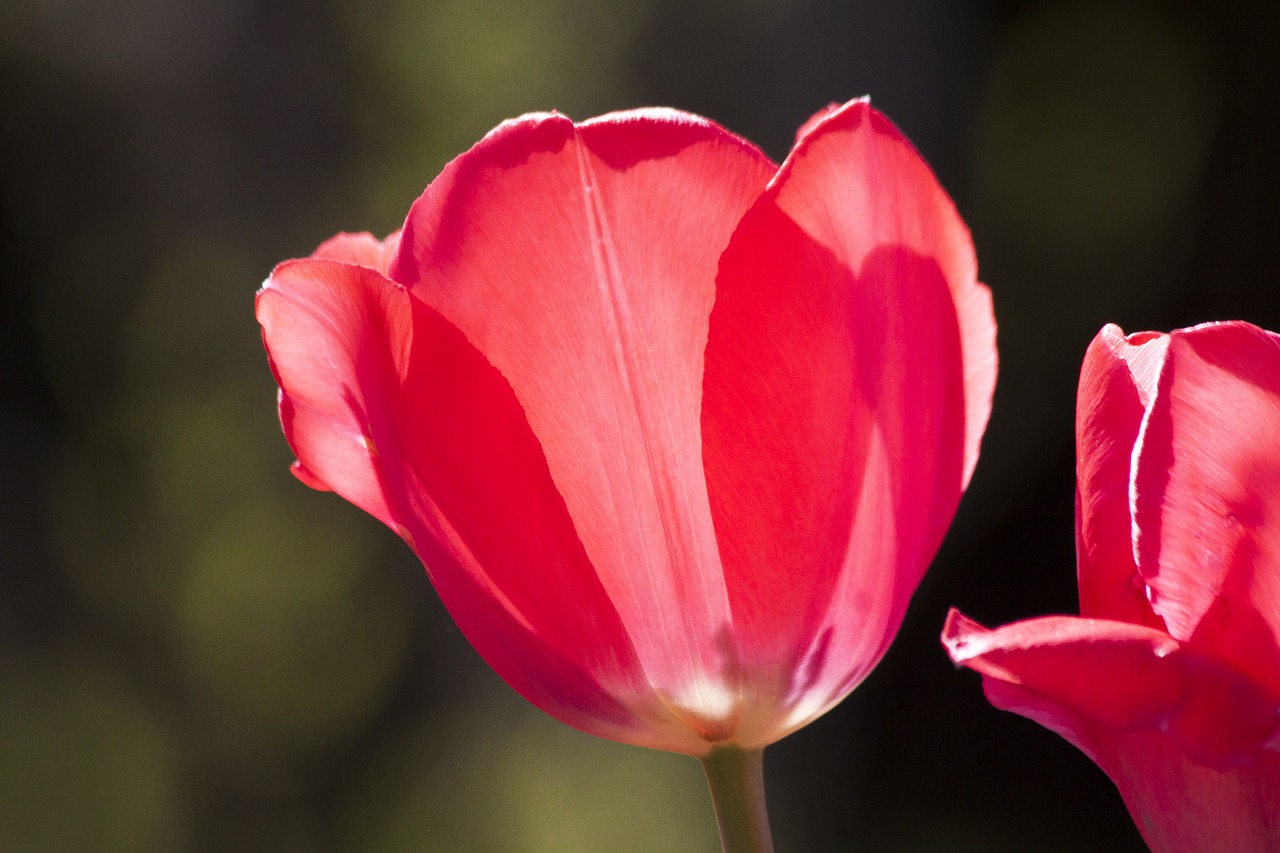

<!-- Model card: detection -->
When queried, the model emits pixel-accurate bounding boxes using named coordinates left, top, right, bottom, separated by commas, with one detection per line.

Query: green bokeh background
left=2, top=1, right=1278, bottom=850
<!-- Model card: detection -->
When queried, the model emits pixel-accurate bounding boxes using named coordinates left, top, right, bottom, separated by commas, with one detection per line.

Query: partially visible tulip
left=945, top=321, right=1280, bottom=852
left=259, top=98, right=996, bottom=850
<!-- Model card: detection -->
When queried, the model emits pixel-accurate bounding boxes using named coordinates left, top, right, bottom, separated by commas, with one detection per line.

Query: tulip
left=944, top=321, right=1280, bottom=852
left=258, top=98, right=996, bottom=851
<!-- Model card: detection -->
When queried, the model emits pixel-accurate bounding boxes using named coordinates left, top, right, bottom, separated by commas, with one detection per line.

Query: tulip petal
left=257, top=258, right=411, bottom=527
left=258, top=258, right=708, bottom=753
left=702, top=100, right=996, bottom=736
left=389, top=109, right=775, bottom=729
left=943, top=609, right=1280, bottom=769
left=1133, top=322, right=1280, bottom=692
left=1074, top=325, right=1168, bottom=625
left=782, top=100, right=997, bottom=491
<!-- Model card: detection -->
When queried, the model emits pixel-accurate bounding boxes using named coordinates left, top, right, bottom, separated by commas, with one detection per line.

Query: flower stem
left=700, top=746, right=776, bottom=853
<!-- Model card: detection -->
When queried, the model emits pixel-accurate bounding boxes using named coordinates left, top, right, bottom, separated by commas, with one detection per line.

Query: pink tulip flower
left=945, top=321, right=1280, bottom=852
left=258, top=98, right=995, bottom=784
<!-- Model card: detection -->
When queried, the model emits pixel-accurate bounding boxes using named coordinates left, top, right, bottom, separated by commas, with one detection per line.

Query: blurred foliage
left=340, top=679, right=717, bottom=852
left=0, top=649, right=184, bottom=852
left=1, top=0, right=1277, bottom=851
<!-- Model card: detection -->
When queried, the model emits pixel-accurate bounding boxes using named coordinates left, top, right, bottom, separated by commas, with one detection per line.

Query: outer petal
left=1133, top=322, right=1280, bottom=692
left=256, top=258, right=410, bottom=521
left=786, top=99, right=998, bottom=491
left=389, top=110, right=775, bottom=734
left=942, top=610, right=1280, bottom=769
left=702, top=99, right=996, bottom=740
left=257, top=259, right=704, bottom=753
left=1074, top=325, right=1168, bottom=625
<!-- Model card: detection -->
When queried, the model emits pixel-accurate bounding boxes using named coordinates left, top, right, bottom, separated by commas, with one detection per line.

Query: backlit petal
left=943, top=609, right=1280, bottom=769
left=1074, top=325, right=1167, bottom=625
left=389, top=109, right=775, bottom=731
left=257, top=258, right=410, bottom=526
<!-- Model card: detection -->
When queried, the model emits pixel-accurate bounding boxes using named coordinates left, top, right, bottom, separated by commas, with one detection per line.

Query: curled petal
left=943, top=609, right=1280, bottom=770
left=257, top=258, right=410, bottom=525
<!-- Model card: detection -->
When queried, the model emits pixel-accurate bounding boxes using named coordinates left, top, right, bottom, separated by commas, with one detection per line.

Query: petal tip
left=793, top=96, right=876, bottom=146
left=941, top=609, right=988, bottom=662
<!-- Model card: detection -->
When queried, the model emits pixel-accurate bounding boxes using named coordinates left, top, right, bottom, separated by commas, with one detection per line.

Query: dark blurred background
left=2, top=0, right=1278, bottom=850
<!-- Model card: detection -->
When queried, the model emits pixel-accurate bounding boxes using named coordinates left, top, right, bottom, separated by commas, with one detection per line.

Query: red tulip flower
left=944, top=321, right=1280, bottom=852
left=258, top=98, right=995, bottom=849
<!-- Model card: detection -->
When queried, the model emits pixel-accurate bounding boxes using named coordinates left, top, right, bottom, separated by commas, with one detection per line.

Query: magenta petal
left=943, top=609, right=1280, bottom=769
left=1133, top=322, right=1280, bottom=692
left=985, top=674, right=1280, bottom=852
left=944, top=610, right=1185, bottom=731
left=390, top=109, right=775, bottom=728
left=1096, top=735, right=1280, bottom=852
left=703, top=100, right=996, bottom=734
left=1074, top=325, right=1168, bottom=625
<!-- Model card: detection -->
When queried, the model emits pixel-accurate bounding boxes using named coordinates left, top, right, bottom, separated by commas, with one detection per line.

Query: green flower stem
left=700, top=746, right=776, bottom=853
